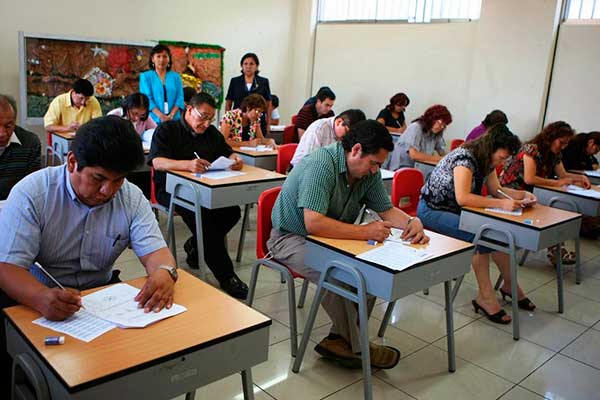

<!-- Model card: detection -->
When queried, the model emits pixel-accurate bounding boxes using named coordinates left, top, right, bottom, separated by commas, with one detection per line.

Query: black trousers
left=0, top=270, right=122, bottom=398
left=157, top=192, right=241, bottom=283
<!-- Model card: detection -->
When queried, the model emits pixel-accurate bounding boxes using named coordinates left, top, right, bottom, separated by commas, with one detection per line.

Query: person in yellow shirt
left=43, top=79, right=102, bottom=133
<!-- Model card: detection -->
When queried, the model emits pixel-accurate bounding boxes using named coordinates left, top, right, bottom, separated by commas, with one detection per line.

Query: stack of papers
left=484, top=207, right=523, bottom=216
left=584, top=170, right=600, bottom=177
left=207, top=156, right=235, bottom=170
left=564, top=185, right=600, bottom=199
left=33, top=283, right=187, bottom=342
left=239, top=145, right=273, bottom=152
left=357, top=241, right=431, bottom=271
left=195, top=170, right=245, bottom=180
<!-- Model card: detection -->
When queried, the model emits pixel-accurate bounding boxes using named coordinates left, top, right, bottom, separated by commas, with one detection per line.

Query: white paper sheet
left=484, top=207, right=523, bottom=216
left=238, top=145, right=273, bottom=152
left=584, top=170, right=600, bottom=177
left=208, top=156, right=235, bottom=170
left=33, top=310, right=116, bottom=342
left=357, top=241, right=432, bottom=271
left=82, top=284, right=187, bottom=328
left=380, top=169, right=394, bottom=180
left=195, top=170, right=246, bottom=179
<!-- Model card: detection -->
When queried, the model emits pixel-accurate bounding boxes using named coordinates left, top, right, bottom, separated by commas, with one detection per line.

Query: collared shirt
left=291, top=116, right=337, bottom=166
left=147, top=114, right=234, bottom=199
left=294, top=103, right=334, bottom=132
left=272, top=142, right=393, bottom=236
left=0, top=126, right=41, bottom=200
left=0, top=165, right=166, bottom=290
left=385, top=121, right=446, bottom=170
left=43, top=91, right=102, bottom=129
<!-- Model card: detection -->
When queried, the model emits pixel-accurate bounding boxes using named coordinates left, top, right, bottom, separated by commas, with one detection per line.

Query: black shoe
left=220, top=275, right=249, bottom=299
left=184, top=237, right=199, bottom=269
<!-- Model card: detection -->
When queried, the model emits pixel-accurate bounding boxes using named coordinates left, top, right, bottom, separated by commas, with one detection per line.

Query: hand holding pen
left=34, top=262, right=84, bottom=320
left=188, top=152, right=211, bottom=173
left=497, top=189, right=525, bottom=211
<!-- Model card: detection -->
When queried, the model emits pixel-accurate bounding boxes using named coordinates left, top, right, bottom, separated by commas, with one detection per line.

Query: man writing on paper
left=148, top=93, right=248, bottom=299
left=43, top=78, right=102, bottom=134
left=268, top=120, right=429, bottom=370
left=0, top=116, right=178, bottom=396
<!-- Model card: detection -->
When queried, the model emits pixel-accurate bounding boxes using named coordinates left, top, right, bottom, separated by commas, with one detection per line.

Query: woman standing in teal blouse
left=139, top=44, right=185, bottom=124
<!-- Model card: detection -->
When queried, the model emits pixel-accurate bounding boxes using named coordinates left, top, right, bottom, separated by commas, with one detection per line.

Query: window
left=565, top=0, right=600, bottom=20
left=318, top=0, right=482, bottom=23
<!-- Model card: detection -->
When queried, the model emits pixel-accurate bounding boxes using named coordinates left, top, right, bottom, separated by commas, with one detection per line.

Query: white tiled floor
left=116, top=212, right=600, bottom=400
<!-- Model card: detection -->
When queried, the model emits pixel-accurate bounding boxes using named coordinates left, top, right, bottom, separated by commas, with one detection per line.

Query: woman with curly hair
left=376, top=92, right=410, bottom=134
left=500, top=121, right=590, bottom=264
left=220, top=93, right=276, bottom=148
left=384, top=104, right=452, bottom=170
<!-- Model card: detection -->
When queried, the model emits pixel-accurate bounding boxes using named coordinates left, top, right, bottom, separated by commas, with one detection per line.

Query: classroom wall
left=545, top=22, right=600, bottom=132
left=310, top=0, right=563, bottom=142
left=0, top=0, right=297, bottom=141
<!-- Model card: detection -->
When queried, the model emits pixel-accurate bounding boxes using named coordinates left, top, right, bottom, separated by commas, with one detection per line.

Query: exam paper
left=195, top=170, right=246, bottom=179
left=82, top=283, right=187, bottom=328
left=208, top=156, right=235, bottom=170
left=584, top=170, right=600, bottom=177
left=357, top=241, right=431, bottom=271
left=33, top=310, right=116, bottom=342
left=239, top=145, right=272, bottom=152
left=380, top=169, right=394, bottom=180
left=485, top=207, right=523, bottom=216
left=564, top=185, right=600, bottom=199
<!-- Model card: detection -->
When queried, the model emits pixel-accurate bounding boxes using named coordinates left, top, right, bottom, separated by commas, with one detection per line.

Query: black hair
left=386, top=93, right=410, bottom=111
left=316, top=87, right=336, bottom=102
left=183, top=87, right=197, bottom=103
left=121, top=93, right=150, bottom=121
left=463, top=123, right=521, bottom=174
left=189, top=92, right=217, bottom=109
left=0, top=94, right=17, bottom=117
left=72, top=79, right=94, bottom=96
left=149, top=44, right=172, bottom=71
left=336, top=109, right=366, bottom=127
left=341, top=120, right=393, bottom=155
left=482, top=109, right=508, bottom=127
left=72, top=116, right=144, bottom=173
left=240, top=52, right=260, bottom=75
left=271, top=94, right=279, bottom=108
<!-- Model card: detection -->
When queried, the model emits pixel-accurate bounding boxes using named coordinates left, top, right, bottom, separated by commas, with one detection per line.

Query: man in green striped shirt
left=268, top=120, right=429, bottom=370
left=0, top=95, right=41, bottom=200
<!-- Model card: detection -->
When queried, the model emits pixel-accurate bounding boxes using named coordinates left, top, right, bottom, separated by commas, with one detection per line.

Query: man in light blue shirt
left=0, top=116, right=178, bottom=396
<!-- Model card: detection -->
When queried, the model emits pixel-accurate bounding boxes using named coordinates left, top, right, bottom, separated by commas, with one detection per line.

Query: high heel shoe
left=499, top=288, right=536, bottom=311
left=472, top=300, right=511, bottom=325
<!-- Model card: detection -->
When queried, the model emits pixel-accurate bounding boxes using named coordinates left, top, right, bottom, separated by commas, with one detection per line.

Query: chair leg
left=377, top=301, right=396, bottom=338
left=280, top=272, right=286, bottom=284
left=246, top=262, right=261, bottom=307
left=286, top=272, right=299, bottom=357
left=494, top=274, right=503, bottom=291
left=297, top=279, right=309, bottom=309
left=575, top=237, right=582, bottom=284
left=518, top=249, right=529, bottom=266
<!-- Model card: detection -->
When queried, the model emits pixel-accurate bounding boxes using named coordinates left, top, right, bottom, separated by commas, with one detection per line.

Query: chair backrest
left=256, top=186, right=282, bottom=259
left=391, top=168, right=424, bottom=217
left=450, top=139, right=465, bottom=151
left=150, top=167, right=158, bottom=204
left=277, top=143, right=298, bottom=174
left=283, top=125, right=296, bottom=144
left=291, top=114, right=298, bottom=125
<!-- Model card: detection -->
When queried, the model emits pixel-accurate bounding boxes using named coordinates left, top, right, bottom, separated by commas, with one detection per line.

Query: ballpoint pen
left=34, top=262, right=85, bottom=309
left=364, top=208, right=384, bottom=222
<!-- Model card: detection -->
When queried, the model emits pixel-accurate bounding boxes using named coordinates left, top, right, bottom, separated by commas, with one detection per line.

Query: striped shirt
left=0, top=126, right=41, bottom=200
left=0, top=165, right=166, bottom=290
left=291, top=116, right=337, bottom=166
left=272, top=142, right=392, bottom=236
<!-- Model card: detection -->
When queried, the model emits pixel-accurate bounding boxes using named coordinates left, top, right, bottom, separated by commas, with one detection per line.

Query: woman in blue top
left=139, top=44, right=185, bottom=124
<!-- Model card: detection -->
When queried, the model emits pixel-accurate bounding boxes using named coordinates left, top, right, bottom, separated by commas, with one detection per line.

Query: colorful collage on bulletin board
left=23, top=35, right=225, bottom=119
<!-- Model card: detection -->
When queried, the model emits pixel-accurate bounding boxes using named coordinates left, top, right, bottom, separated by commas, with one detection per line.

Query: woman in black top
left=562, top=131, right=600, bottom=171
left=376, top=92, right=410, bottom=134
left=225, top=53, right=271, bottom=134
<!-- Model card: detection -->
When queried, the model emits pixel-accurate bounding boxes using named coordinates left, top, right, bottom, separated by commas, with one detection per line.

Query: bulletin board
left=18, top=32, right=225, bottom=125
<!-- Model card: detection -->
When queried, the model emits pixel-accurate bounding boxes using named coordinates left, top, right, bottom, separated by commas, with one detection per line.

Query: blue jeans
left=417, top=199, right=492, bottom=254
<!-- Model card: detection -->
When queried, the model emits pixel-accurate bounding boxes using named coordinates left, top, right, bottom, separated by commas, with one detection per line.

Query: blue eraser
left=367, top=240, right=377, bottom=245
left=524, top=219, right=533, bottom=225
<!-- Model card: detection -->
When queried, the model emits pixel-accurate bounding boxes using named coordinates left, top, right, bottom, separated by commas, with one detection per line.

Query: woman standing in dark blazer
left=225, top=53, right=271, bottom=133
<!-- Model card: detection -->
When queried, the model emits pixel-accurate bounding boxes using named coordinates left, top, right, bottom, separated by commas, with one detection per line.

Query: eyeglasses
left=190, top=107, right=215, bottom=123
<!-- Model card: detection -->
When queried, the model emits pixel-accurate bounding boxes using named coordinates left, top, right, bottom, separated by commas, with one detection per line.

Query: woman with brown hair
left=220, top=93, right=276, bottom=148
left=376, top=92, right=410, bottom=134
left=562, top=131, right=600, bottom=171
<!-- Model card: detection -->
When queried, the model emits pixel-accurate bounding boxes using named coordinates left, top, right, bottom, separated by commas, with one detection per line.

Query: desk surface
left=234, top=148, right=279, bottom=158
left=462, top=204, right=581, bottom=230
left=536, top=183, right=600, bottom=198
left=167, top=164, right=285, bottom=187
left=307, top=229, right=473, bottom=273
left=51, top=132, right=75, bottom=140
left=4, top=270, right=270, bottom=391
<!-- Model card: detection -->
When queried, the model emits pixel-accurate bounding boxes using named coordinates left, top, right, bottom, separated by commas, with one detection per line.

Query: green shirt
left=272, top=142, right=393, bottom=236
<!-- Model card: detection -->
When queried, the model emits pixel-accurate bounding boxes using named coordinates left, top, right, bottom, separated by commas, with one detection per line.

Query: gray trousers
left=267, top=229, right=376, bottom=353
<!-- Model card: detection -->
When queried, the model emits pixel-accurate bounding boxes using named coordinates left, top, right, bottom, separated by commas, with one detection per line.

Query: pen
left=34, top=262, right=85, bottom=309
left=497, top=189, right=514, bottom=200
left=193, top=152, right=201, bottom=159
left=112, top=234, right=121, bottom=247
left=364, top=209, right=384, bottom=222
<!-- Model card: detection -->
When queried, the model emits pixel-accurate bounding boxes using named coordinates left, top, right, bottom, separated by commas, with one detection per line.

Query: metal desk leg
left=377, top=301, right=396, bottom=338
left=292, top=260, right=373, bottom=400
left=518, top=250, right=529, bottom=266
left=575, top=236, right=582, bottom=285
left=236, top=204, right=251, bottom=262
left=509, top=244, right=519, bottom=340
left=444, top=280, right=456, bottom=372
left=556, top=245, right=564, bottom=313
left=184, top=390, right=196, bottom=400
left=166, top=199, right=177, bottom=264
left=241, top=369, right=255, bottom=400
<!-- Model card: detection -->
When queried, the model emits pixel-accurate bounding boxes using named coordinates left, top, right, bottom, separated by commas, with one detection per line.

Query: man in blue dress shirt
left=0, top=116, right=178, bottom=396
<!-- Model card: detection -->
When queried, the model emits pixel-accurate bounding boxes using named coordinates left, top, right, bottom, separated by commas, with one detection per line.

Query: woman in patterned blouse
left=220, top=93, right=276, bottom=148
left=419, top=125, right=537, bottom=324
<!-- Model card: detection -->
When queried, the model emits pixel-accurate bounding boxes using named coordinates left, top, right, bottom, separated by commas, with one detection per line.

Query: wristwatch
left=159, top=265, right=178, bottom=282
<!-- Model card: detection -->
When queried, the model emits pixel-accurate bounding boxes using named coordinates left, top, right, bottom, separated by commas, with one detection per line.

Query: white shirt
left=291, top=116, right=337, bottom=166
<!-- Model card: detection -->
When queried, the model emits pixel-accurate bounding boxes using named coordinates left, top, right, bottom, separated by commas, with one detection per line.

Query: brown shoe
left=368, top=342, right=400, bottom=369
left=314, top=337, right=362, bottom=369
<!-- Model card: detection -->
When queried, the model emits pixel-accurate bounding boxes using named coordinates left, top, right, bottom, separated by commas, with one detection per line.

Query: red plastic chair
left=247, top=187, right=309, bottom=357
left=282, top=125, right=296, bottom=144
left=450, top=139, right=465, bottom=151
left=391, top=168, right=424, bottom=217
left=291, top=114, right=298, bottom=125
left=150, top=167, right=168, bottom=216
left=277, top=143, right=298, bottom=174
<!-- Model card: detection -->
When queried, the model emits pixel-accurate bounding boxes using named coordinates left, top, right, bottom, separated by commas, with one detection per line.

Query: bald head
left=0, top=95, right=17, bottom=117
